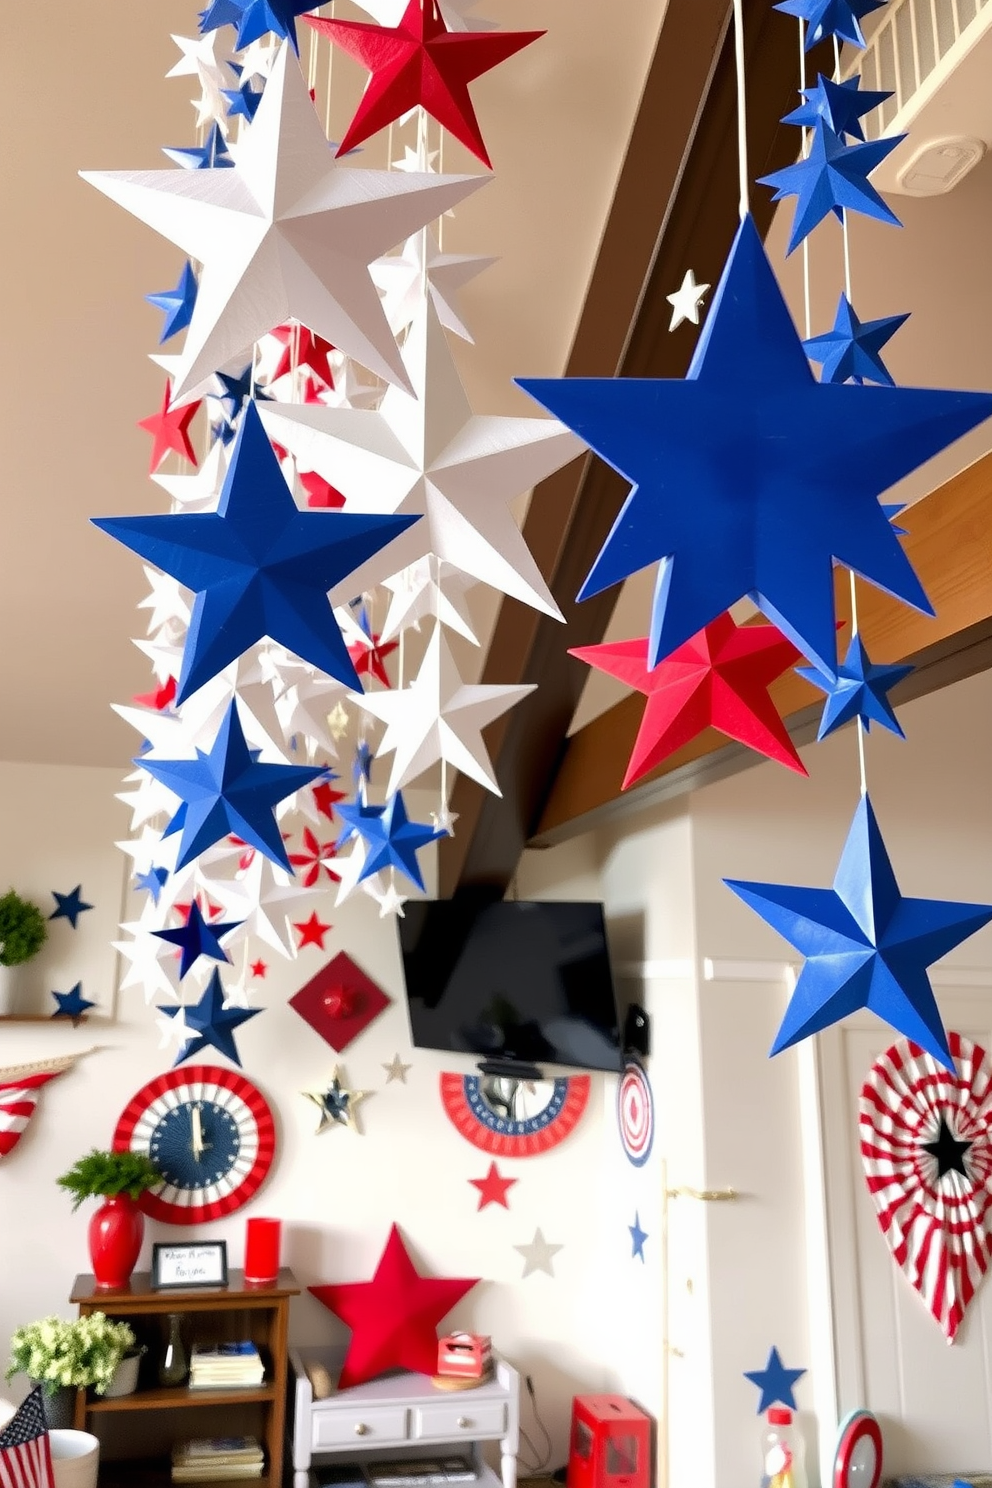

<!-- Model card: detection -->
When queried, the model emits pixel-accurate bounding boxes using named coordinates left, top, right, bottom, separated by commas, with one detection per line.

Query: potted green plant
left=0, top=889, right=48, bottom=1016
left=6, top=1314, right=137, bottom=1426
left=57, top=1149, right=163, bottom=1291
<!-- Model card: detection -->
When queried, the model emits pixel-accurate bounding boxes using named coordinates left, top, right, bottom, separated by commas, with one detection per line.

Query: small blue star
left=774, top=0, right=887, bottom=50
left=236, top=0, right=322, bottom=53
left=158, top=967, right=261, bottom=1066
left=798, top=633, right=912, bottom=740
left=210, top=415, right=239, bottom=448
left=135, top=866, right=170, bottom=904
left=153, top=900, right=243, bottom=980
left=223, top=78, right=264, bottom=121
left=51, top=983, right=96, bottom=1022
left=783, top=73, right=891, bottom=142
left=629, top=1213, right=648, bottom=1262
left=146, top=261, right=199, bottom=344
left=760, top=123, right=904, bottom=255
left=353, top=740, right=375, bottom=787
left=336, top=792, right=445, bottom=892
left=200, top=0, right=246, bottom=34
left=163, top=122, right=234, bottom=171
left=50, top=886, right=93, bottom=928
left=744, top=1346, right=806, bottom=1413
left=804, top=296, right=908, bottom=387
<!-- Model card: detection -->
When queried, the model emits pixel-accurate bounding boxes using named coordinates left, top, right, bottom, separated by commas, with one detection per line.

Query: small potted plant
left=6, top=1313, right=137, bottom=1425
left=57, top=1149, right=163, bottom=1290
left=0, top=889, right=48, bottom=1016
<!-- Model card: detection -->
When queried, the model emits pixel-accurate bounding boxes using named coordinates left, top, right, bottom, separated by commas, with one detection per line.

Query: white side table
left=289, top=1350, right=521, bottom=1488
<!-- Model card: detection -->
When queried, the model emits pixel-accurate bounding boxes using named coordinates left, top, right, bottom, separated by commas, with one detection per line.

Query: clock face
left=114, top=1065, right=276, bottom=1226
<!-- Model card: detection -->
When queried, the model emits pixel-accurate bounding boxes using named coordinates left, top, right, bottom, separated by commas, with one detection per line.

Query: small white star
left=431, top=804, right=459, bottom=836
left=372, top=881, right=409, bottom=919
left=666, top=269, right=710, bottom=332
left=382, top=1055, right=412, bottom=1083
left=156, top=1006, right=195, bottom=1052
left=514, top=1228, right=564, bottom=1279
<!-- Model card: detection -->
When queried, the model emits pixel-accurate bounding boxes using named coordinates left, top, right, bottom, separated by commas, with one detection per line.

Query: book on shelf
left=365, top=1457, right=478, bottom=1486
left=171, top=1435, right=264, bottom=1482
left=188, top=1341, right=265, bottom=1388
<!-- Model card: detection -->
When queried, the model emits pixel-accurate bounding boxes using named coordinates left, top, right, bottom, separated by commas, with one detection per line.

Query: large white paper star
left=208, top=851, right=318, bottom=959
left=259, top=297, right=582, bottom=614
left=115, top=922, right=180, bottom=1005
left=82, top=43, right=486, bottom=401
left=371, top=227, right=494, bottom=343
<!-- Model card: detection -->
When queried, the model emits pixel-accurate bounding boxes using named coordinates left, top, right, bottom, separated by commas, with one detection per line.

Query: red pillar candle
left=244, top=1217, right=281, bottom=1285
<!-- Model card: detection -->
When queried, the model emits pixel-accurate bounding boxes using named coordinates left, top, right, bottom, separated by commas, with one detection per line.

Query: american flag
left=0, top=1072, right=62, bottom=1160
left=0, top=1386, right=54, bottom=1488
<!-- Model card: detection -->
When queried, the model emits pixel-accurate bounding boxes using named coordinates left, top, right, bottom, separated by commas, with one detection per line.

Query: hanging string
left=325, top=3, right=335, bottom=142
left=732, top=0, right=750, bottom=220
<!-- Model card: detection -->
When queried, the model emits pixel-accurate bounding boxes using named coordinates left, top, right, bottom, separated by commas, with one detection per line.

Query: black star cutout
left=921, top=1115, right=972, bottom=1179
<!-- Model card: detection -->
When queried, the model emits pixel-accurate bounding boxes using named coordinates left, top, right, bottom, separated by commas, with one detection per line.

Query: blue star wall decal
left=135, top=866, right=170, bottom=904
left=140, top=698, right=326, bottom=871
left=744, top=1347, right=806, bottom=1413
left=50, top=885, right=93, bottom=928
left=760, top=124, right=904, bottom=255
left=153, top=900, right=243, bottom=979
left=158, top=967, right=261, bottom=1066
left=783, top=74, right=891, bottom=142
left=163, top=123, right=234, bottom=171
left=725, top=794, right=992, bottom=1069
left=51, top=984, right=96, bottom=1022
left=517, top=215, right=992, bottom=681
left=797, top=633, right=912, bottom=739
left=803, top=296, right=908, bottom=387
left=774, top=0, right=887, bottom=50
left=146, top=261, right=199, bottom=344
left=336, top=792, right=444, bottom=892
left=629, top=1213, right=648, bottom=1262
left=93, top=400, right=419, bottom=704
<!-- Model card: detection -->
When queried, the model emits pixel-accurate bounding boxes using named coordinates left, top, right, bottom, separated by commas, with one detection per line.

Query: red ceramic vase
left=88, top=1194, right=144, bottom=1289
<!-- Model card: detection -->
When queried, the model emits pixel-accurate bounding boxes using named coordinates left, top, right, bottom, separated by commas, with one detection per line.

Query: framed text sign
left=151, top=1241, right=229, bottom=1290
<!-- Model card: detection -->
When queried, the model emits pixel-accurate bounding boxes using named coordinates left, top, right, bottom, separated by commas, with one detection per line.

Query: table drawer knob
left=457, top=1418, right=470, bottom=1429
left=355, top=1424, right=369, bottom=1437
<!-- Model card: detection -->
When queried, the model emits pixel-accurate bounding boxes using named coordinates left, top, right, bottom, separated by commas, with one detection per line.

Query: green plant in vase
left=0, top=890, right=48, bottom=1016
left=57, top=1149, right=163, bottom=1290
left=6, top=1313, right=136, bottom=1401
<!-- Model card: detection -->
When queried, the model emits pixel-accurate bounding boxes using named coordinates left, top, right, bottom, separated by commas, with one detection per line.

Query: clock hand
left=191, top=1105, right=204, bottom=1160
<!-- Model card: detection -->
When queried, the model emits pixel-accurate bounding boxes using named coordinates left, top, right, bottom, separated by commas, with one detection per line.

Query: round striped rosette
left=859, top=1032, right=992, bottom=1343
left=617, top=1056, right=654, bottom=1168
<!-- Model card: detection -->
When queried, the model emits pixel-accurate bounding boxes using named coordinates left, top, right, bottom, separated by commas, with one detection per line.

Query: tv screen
left=399, top=899, right=622, bottom=1074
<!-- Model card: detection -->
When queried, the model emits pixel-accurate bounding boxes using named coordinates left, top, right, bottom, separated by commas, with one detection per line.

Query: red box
left=436, top=1333, right=492, bottom=1379
left=567, top=1396, right=652, bottom=1488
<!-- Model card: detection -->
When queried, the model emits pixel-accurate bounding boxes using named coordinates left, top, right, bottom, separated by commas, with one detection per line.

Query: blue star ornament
left=804, top=296, right=908, bottom=387
left=51, top=984, right=96, bottom=1021
left=50, top=885, right=93, bottom=927
left=140, top=698, right=326, bottom=871
left=93, top=401, right=419, bottom=704
left=761, top=124, right=904, bottom=255
left=744, top=1347, right=806, bottom=1413
left=223, top=78, right=264, bottom=122
left=774, top=0, right=887, bottom=49
left=629, top=1213, right=648, bottom=1262
left=153, top=900, right=243, bottom=979
left=784, top=74, right=891, bottom=142
left=235, top=1, right=321, bottom=52
left=163, top=123, right=234, bottom=171
left=199, top=1, right=247, bottom=35
left=158, top=968, right=260, bottom=1066
left=518, top=216, right=992, bottom=681
left=146, top=261, right=199, bottom=343
left=798, top=633, right=912, bottom=739
left=135, top=866, right=170, bottom=903
left=336, top=792, right=444, bottom=892
left=725, top=794, right=992, bottom=1070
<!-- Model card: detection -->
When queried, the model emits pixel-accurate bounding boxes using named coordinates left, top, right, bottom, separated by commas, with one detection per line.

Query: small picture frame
left=151, top=1241, right=229, bottom=1291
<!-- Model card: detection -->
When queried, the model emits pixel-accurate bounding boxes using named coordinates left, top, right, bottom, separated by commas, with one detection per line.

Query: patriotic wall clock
left=859, top=1031, right=992, bottom=1342
left=113, top=1064, right=276, bottom=1225
left=440, top=1071, right=590, bottom=1157
left=617, top=1056, right=654, bottom=1168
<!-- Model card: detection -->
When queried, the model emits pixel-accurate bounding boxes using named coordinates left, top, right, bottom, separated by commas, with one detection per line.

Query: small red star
left=250, top=959, right=268, bottom=979
left=348, top=632, right=398, bottom=688
left=571, top=613, right=807, bottom=788
left=138, top=379, right=201, bottom=473
left=133, top=675, right=177, bottom=711
left=301, top=469, right=346, bottom=508
left=289, top=828, right=341, bottom=888
left=271, top=323, right=335, bottom=387
left=308, top=1, right=544, bottom=169
left=295, top=911, right=333, bottom=950
left=468, top=1161, right=517, bottom=1211
left=313, top=781, right=347, bottom=821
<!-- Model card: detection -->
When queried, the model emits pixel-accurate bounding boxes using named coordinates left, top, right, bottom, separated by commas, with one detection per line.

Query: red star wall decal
left=250, top=959, right=268, bottom=978
left=307, top=1, right=544, bottom=169
left=468, top=1161, right=516, bottom=1211
left=138, top=379, right=201, bottom=473
left=309, top=1224, right=478, bottom=1387
left=294, top=911, right=333, bottom=950
left=571, top=613, right=807, bottom=789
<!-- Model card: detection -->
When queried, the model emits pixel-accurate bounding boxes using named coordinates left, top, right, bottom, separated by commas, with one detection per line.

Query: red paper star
left=348, top=632, right=398, bottom=688
left=571, top=613, right=807, bottom=789
left=313, top=781, right=347, bottom=821
left=289, top=828, right=341, bottom=888
left=250, top=959, right=268, bottom=978
left=133, top=675, right=177, bottom=711
left=301, top=469, right=346, bottom=508
left=469, top=1161, right=516, bottom=1211
left=309, top=1224, right=478, bottom=1387
left=138, top=380, right=201, bottom=473
left=308, top=1, right=544, bottom=169
left=271, top=323, right=335, bottom=387
left=295, top=911, right=333, bottom=950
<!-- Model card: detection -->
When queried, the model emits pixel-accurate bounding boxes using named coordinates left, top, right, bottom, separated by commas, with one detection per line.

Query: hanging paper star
left=96, top=403, right=418, bottom=705
left=223, top=76, right=264, bottom=120
left=137, top=381, right=201, bottom=474
left=269, top=323, right=335, bottom=387
left=210, top=364, right=259, bottom=421
left=294, top=911, right=333, bottom=950
left=135, top=866, right=170, bottom=904
left=133, top=676, right=178, bottom=712
left=760, top=125, right=903, bottom=255
left=797, top=633, right=912, bottom=740
left=50, top=885, right=93, bottom=928
left=303, top=1067, right=369, bottom=1133
left=381, top=558, right=479, bottom=647
left=469, top=1161, right=516, bottom=1211
left=82, top=43, right=484, bottom=400
left=431, top=803, right=458, bottom=836
left=514, top=1227, right=563, bottom=1278
left=922, top=1116, right=973, bottom=1180
left=152, top=900, right=242, bottom=978
left=168, top=29, right=232, bottom=79
left=146, top=261, right=199, bottom=343
left=199, top=0, right=250, bottom=35
left=572, top=616, right=805, bottom=789
left=327, top=703, right=351, bottom=741
left=288, top=827, right=340, bottom=887
left=308, top=2, right=543, bottom=168
left=153, top=437, right=230, bottom=516
left=51, top=984, right=95, bottom=1022
left=352, top=740, right=375, bottom=790
left=345, top=624, right=399, bottom=688
left=209, top=850, right=316, bottom=960
left=335, top=792, right=444, bottom=893
left=666, top=269, right=709, bottom=331
left=518, top=215, right=992, bottom=680
left=725, top=793, right=992, bottom=1070
left=383, top=1054, right=411, bottom=1083
left=783, top=73, right=891, bottom=142
left=371, top=227, right=493, bottom=343
left=313, top=780, right=347, bottom=821
left=157, top=967, right=261, bottom=1065
left=744, top=1347, right=806, bottom=1413
left=163, top=122, right=234, bottom=170
left=629, top=1213, right=648, bottom=1262
left=235, top=0, right=322, bottom=52
left=309, top=1224, right=478, bottom=1387
left=803, top=295, right=908, bottom=387
left=774, top=0, right=887, bottom=50
left=372, top=880, right=409, bottom=919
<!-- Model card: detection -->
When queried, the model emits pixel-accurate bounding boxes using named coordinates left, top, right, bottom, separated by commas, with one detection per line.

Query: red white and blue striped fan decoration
left=859, top=1031, right=992, bottom=1343
left=617, top=1056, right=654, bottom=1168
left=0, top=1385, right=54, bottom=1488
left=0, top=1053, right=80, bottom=1160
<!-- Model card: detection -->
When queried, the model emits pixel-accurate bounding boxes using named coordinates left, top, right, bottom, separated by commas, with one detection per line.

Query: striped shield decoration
left=860, top=1032, right=992, bottom=1343
left=0, top=1057, right=77, bottom=1160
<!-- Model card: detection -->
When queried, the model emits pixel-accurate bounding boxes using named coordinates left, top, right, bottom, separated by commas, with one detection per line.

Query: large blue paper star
left=51, top=984, right=96, bottom=1022
left=94, top=401, right=418, bottom=704
left=208, top=0, right=319, bottom=52
left=163, top=123, right=234, bottom=171
left=517, top=216, right=992, bottom=681
left=760, top=124, right=903, bottom=254
left=153, top=900, right=243, bottom=979
left=140, top=699, right=326, bottom=871
left=803, top=295, right=908, bottom=387
left=336, top=792, right=444, bottom=892
left=629, top=1213, right=648, bottom=1263
left=725, top=794, right=992, bottom=1069
left=744, top=1347, right=806, bottom=1413
left=158, top=968, right=261, bottom=1066
left=50, top=885, right=93, bottom=928
left=199, top=1, right=247, bottom=37
left=783, top=74, right=891, bottom=142
left=774, top=0, right=887, bottom=50
left=798, top=633, right=912, bottom=739
left=146, top=261, right=198, bottom=344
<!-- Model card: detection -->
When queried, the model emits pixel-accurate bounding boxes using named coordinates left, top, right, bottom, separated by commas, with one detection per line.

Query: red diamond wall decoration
left=290, top=951, right=392, bottom=1052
